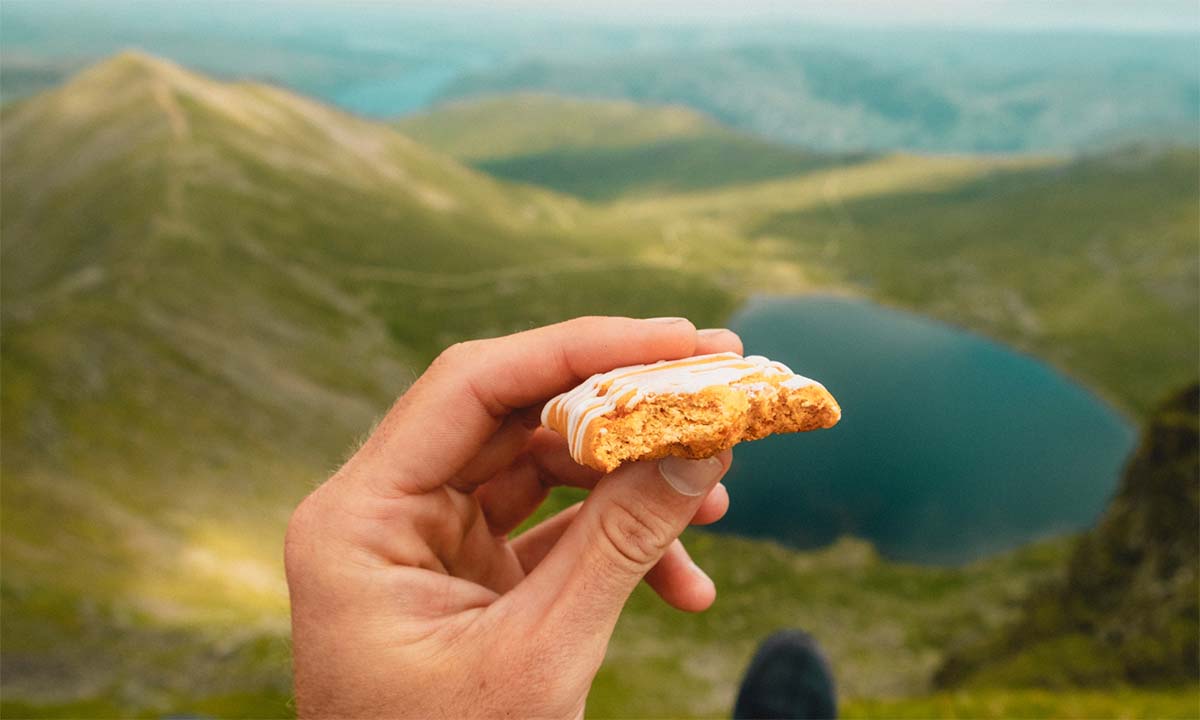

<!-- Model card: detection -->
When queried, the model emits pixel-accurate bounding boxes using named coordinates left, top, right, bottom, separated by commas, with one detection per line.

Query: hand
left=285, top=317, right=742, bottom=718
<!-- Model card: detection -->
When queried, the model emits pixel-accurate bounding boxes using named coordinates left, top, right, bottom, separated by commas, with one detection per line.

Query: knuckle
left=597, top=497, right=676, bottom=570
left=284, top=496, right=318, bottom=575
left=432, top=340, right=473, bottom=369
left=284, top=486, right=338, bottom=577
left=429, top=339, right=494, bottom=380
left=564, top=315, right=610, bottom=334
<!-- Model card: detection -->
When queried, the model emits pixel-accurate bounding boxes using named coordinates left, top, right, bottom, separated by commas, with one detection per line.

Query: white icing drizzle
left=540, top=352, right=821, bottom=464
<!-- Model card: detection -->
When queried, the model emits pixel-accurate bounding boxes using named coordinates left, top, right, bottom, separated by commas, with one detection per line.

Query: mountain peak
left=67, top=49, right=193, bottom=89
left=0, top=50, right=238, bottom=168
left=1, top=47, right=573, bottom=282
left=104, top=48, right=178, bottom=72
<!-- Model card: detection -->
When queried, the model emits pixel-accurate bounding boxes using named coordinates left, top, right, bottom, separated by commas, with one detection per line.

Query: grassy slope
left=842, top=688, right=1199, bottom=719
left=397, top=93, right=725, bottom=161
left=398, top=94, right=857, bottom=200
left=589, top=534, right=1072, bottom=717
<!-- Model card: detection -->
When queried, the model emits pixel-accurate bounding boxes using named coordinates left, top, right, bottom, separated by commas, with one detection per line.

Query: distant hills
left=440, top=43, right=1200, bottom=153
left=2, top=53, right=1198, bottom=717
left=6, top=1, right=1195, bottom=154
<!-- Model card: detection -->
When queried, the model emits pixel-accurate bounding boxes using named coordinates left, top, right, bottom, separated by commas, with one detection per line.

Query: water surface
left=717, top=295, right=1135, bottom=564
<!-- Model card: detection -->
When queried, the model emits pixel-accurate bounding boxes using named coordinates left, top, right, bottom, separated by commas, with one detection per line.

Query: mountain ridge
left=440, top=42, right=1200, bottom=153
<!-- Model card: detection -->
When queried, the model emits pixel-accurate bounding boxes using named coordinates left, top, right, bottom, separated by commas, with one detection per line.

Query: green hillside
left=398, top=94, right=855, bottom=200
left=397, top=93, right=725, bottom=161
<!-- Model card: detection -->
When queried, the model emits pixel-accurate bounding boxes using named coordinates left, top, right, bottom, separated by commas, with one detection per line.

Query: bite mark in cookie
left=541, top=352, right=841, bottom=472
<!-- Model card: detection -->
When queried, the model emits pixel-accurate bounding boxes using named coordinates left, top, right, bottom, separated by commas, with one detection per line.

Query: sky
left=5, top=0, right=1197, bottom=37
left=417, top=0, right=1200, bottom=34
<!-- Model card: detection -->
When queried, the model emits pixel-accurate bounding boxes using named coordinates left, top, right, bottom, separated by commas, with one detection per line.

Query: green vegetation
left=3, top=53, right=1198, bottom=717
left=472, top=135, right=853, bottom=202
left=843, top=687, right=1200, bottom=719
left=587, top=533, right=1072, bottom=717
left=399, top=94, right=859, bottom=200
left=397, top=93, right=725, bottom=161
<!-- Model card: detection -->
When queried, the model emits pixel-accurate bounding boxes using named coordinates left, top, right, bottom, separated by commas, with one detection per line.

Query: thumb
left=508, top=451, right=730, bottom=662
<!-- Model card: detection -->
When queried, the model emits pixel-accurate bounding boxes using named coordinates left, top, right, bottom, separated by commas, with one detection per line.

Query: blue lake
left=717, top=295, right=1136, bottom=564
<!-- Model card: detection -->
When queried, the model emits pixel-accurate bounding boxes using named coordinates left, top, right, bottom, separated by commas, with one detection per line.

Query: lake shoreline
left=726, top=290, right=1140, bottom=423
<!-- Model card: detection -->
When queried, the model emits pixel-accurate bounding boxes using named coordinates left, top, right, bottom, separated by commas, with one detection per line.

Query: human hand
left=285, top=317, right=742, bottom=718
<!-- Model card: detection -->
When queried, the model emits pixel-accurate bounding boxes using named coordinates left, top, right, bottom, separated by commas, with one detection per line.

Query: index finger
left=350, top=316, right=699, bottom=495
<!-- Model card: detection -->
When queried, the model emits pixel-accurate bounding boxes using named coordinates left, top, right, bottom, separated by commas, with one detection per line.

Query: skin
left=285, top=316, right=744, bottom=718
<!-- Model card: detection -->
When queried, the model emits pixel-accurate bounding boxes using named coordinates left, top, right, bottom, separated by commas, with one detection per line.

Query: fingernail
left=646, top=316, right=688, bottom=324
left=697, top=327, right=734, bottom=338
left=659, top=455, right=724, bottom=496
left=688, top=559, right=711, bottom=582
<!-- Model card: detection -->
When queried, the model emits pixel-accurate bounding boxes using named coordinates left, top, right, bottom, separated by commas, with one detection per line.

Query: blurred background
left=1, top=1, right=1197, bottom=717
